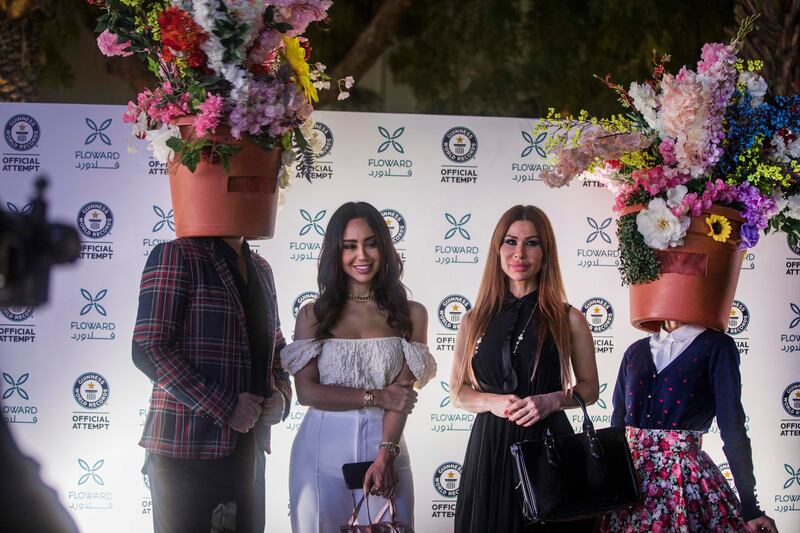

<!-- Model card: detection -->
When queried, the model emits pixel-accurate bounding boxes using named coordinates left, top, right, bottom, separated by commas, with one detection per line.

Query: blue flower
left=739, top=223, right=760, bottom=249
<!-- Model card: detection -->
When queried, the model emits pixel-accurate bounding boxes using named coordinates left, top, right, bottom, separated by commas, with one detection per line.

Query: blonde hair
left=456, top=205, right=573, bottom=393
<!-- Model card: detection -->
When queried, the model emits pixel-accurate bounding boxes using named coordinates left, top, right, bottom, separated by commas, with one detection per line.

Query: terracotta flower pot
left=168, top=116, right=282, bottom=239
left=622, top=204, right=746, bottom=332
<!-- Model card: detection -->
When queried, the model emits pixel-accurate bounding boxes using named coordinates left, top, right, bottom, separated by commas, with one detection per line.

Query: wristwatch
left=379, top=441, right=400, bottom=457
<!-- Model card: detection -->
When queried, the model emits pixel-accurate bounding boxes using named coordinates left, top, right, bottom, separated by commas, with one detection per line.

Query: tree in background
left=389, top=0, right=742, bottom=116
left=2, top=0, right=797, bottom=117
left=735, top=0, right=799, bottom=94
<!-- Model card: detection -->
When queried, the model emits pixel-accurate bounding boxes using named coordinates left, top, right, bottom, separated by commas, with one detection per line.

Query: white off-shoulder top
left=280, top=337, right=437, bottom=389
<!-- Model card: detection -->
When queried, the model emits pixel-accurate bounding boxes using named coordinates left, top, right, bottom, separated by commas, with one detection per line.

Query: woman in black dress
left=449, top=205, right=599, bottom=532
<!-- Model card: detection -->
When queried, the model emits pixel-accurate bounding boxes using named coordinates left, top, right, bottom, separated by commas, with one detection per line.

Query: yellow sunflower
left=283, top=37, right=318, bottom=103
left=706, top=214, right=732, bottom=243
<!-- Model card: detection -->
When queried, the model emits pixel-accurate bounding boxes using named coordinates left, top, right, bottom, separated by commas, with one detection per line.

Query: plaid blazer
left=133, top=238, right=291, bottom=459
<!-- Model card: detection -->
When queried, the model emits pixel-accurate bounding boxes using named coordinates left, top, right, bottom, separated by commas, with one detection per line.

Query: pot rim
left=619, top=202, right=744, bottom=221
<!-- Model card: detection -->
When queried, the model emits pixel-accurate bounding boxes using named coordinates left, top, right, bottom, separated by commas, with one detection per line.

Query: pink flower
left=697, top=43, right=735, bottom=75
left=97, top=29, right=133, bottom=58
left=540, top=145, right=594, bottom=187
left=659, top=138, right=677, bottom=165
left=273, top=0, right=333, bottom=36
left=194, top=93, right=225, bottom=137
left=658, top=69, right=711, bottom=177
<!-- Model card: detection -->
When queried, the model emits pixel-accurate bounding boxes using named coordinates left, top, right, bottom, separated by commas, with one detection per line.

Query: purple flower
left=739, top=223, right=760, bottom=249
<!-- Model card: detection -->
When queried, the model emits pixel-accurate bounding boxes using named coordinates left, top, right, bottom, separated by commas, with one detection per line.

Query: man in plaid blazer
left=133, top=236, right=292, bottom=533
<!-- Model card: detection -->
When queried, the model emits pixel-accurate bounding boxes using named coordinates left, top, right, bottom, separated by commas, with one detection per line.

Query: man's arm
left=133, top=242, right=238, bottom=426
left=271, top=327, right=292, bottom=420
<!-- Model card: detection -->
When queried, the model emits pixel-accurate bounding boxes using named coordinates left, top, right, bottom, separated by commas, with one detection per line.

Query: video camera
left=0, top=177, right=80, bottom=307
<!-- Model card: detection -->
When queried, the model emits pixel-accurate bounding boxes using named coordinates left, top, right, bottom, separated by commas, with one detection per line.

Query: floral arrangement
left=88, top=0, right=353, bottom=183
left=538, top=16, right=799, bottom=285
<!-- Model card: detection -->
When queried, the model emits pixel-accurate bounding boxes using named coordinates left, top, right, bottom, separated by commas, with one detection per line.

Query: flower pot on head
left=168, top=115, right=282, bottom=239
left=624, top=204, right=745, bottom=333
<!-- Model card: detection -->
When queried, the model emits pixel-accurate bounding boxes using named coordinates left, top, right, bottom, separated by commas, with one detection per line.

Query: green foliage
left=616, top=213, right=661, bottom=285
left=767, top=213, right=800, bottom=249
left=626, top=186, right=652, bottom=207
left=213, top=14, right=248, bottom=64
left=387, top=0, right=735, bottom=117
left=165, top=136, right=243, bottom=173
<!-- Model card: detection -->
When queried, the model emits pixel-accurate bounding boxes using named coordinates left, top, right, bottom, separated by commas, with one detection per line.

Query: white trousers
left=288, top=408, right=414, bottom=532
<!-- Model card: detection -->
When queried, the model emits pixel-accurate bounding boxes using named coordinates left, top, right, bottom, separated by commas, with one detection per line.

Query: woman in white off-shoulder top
left=281, top=202, right=436, bottom=532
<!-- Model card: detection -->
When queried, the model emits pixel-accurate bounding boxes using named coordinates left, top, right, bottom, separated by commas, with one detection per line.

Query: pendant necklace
left=512, top=303, right=538, bottom=358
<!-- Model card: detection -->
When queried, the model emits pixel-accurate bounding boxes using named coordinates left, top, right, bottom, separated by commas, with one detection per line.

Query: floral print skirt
left=599, top=427, right=748, bottom=532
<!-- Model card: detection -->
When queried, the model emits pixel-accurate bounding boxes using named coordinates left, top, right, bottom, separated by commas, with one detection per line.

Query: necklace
left=347, top=293, right=375, bottom=303
left=512, top=303, right=538, bottom=358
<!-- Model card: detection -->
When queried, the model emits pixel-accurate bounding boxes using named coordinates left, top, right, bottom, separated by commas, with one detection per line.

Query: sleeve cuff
left=739, top=491, right=763, bottom=522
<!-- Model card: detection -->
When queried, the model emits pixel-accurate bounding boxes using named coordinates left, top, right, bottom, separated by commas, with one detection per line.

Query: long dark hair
left=313, top=202, right=412, bottom=340
left=457, top=205, right=574, bottom=393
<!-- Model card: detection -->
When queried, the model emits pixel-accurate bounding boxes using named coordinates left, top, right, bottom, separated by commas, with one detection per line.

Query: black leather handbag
left=509, top=392, right=640, bottom=523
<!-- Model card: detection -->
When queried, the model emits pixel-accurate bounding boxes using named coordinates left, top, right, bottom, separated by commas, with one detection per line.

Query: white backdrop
left=1, top=103, right=799, bottom=532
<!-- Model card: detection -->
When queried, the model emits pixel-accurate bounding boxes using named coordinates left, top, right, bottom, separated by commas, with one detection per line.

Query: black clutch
left=342, top=461, right=373, bottom=490
left=509, top=392, right=640, bottom=523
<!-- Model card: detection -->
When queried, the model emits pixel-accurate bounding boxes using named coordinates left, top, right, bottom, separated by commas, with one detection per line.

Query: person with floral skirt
left=600, top=321, right=778, bottom=532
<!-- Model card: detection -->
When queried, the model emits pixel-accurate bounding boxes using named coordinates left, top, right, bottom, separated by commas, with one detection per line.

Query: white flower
left=337, top=91, right=350, bottom=101
left=776, top=193, right=800, bottom=220
left=145, top=124, right=180, bottom=164
left=299, top=116, right=316, bottom=139
left=129, top=110, right=149, bottom=138
left=628, top=81, right=660, bottom=131
left=666, top=184, right=688, bottom=209
left=636, top=198, right=690, bottom=250
left=770, top=133, right=800, bottom=163
left=738, top=71, right=768, bottom=106
left=344, top=76, right=355, bottom=89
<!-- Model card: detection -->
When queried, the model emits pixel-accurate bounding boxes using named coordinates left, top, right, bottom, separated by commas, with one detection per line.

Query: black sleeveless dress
left=454, top=291, right=594, bottom=532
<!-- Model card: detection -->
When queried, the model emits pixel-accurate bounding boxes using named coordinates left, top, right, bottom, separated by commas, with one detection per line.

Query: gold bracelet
left=378, top=441, right=400, bottom=457
left=363, top=389, right=375, bottom=408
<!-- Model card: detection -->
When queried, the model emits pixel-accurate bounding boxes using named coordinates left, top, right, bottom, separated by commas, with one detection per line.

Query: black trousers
left=144, top=437, right=266, bottom=533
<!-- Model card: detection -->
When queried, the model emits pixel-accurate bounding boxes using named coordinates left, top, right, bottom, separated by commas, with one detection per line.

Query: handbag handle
left=372, top=497, right=397, bottom=523
left=347, top=495, right=398, bottom=526
left=346, top=494, right=374, bottom=526
left=543, top=391, right=605, bottom=464
left=572, top=391, right=605, bottom=460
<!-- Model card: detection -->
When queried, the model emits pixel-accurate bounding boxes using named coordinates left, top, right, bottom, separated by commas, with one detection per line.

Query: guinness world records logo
left=782, top=382, right=800, bottom=418
left=433, top=462, right=462, bottom=498
left=438, top=295, right=472, bottom=331
left=717, top=462, right=737, bottom=493
left=381, top=209, right=407, bottom=244
left=727, top=300, right=750, bottom=336
left=292, top=291, right=319, bottom=318
left=73, top=372, right=110, bottom=409
left=4, top=114, right=40, bottom=151
left=77, top=201, right=114, bottom=239
left=580, top=297, right=613, bottom=333
left=789, top=234, right=800, bottom=256
left=1, top=305, right=34, bottom=322
left=441, top=127, right=477, bottom=163
left=312, top=122, right=333, bottom=157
